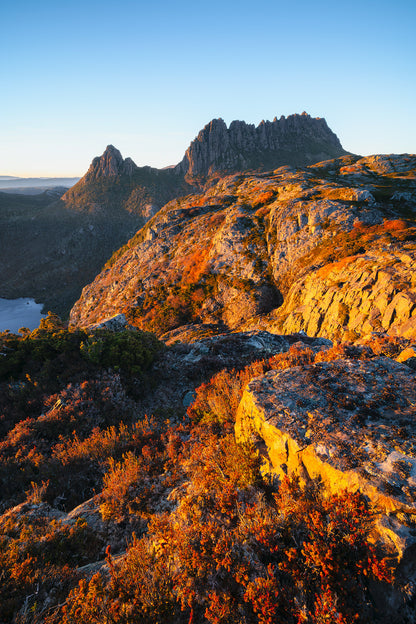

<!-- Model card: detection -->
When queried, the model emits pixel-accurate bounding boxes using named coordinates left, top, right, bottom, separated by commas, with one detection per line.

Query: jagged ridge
left=176, top=112, right=348, bottom=178
left=0, top=112, right=351, bottom=317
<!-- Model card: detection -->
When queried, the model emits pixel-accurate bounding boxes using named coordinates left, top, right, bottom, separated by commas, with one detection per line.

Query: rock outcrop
left=235, top=357, right=416, bottom=555
left=273, top=248, right=416, bottom=339
left=88, top=313, right=130, bottom=332
left=83, top=145, right=138, bottom=180
left=176, top=113, right=348, bottom=179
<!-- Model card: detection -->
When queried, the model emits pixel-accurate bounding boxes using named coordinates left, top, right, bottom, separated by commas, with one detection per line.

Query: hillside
left=1, top=317, right=416, bottom=623
left=70, top=153, right=416, bottom=342
left=0, top=188, right=143, bottom=316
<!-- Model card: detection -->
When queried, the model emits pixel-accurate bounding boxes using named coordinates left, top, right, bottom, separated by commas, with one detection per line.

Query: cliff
left=176, top=113, right=347, bottom=179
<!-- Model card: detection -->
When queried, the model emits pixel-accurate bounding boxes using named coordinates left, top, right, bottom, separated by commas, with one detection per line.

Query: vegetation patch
left=0, top=331, right=410, bottom=623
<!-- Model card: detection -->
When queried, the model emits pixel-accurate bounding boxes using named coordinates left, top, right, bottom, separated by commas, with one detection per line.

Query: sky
left=1, top=0, right=415, bottom=176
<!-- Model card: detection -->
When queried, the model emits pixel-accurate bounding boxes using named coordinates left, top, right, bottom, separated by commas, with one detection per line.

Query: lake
left=0, top=298, right=46, bottom=334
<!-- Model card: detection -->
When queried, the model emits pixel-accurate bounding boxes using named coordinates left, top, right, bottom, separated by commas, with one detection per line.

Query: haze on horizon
left=2, top=0, right=415, bottom=178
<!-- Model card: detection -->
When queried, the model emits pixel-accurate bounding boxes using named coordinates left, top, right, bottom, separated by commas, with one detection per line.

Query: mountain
left=176, top=112, right=348, bottom=179
left=61, top=113, right=348, bottom=216
left=69, top=153, right=416, bottom=342
left=2, top=138, right=416, bottom=622
left=0, top=113, right=349, bottom=316
left=61, top=144, right=189, bottom=219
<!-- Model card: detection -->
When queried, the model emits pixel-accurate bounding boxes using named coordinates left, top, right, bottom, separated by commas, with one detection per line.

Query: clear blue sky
left=1, top=0, right=415, bottom=176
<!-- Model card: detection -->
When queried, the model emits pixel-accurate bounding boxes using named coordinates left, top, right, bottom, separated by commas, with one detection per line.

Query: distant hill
left=0, top=176, right=80, bottom=195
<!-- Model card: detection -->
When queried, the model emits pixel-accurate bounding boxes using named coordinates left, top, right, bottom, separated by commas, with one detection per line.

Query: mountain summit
left=176, top=113, right=348, bottom=178
left=85, top=145, right=138, bottom=180
left=62, top=113, right=348, bottom=215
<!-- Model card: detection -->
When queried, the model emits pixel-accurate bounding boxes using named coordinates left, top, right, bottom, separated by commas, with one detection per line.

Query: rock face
left=235, top=357, right=416, bottom=554
left=88, top=313, right=130, bottom=332
left=274, top=249, right=416, bottom=339
left=83, top=145, right=138, bottom=180
left=176, top=113, right=347, bottom=179
left=70, top=153, right=416, bottom=342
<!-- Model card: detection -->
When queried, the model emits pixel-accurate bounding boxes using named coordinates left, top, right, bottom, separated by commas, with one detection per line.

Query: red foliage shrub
left=55, top=469, right=394, bottom=624
left=252, top=190, right=275, bottom=208
left=188, top=345, right=315, bottom=425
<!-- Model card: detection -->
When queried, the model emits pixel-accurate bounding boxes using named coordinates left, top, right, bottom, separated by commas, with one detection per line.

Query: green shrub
left=80, top=329, right=163, bottom=375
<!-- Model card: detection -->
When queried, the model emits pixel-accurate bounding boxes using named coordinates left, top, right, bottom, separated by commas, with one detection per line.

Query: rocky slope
left=1, top=324, right=415, bottom=622
left=70, top=153, right=416, bottom=342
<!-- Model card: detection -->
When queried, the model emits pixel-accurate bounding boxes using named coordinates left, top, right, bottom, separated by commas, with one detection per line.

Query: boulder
left=236, top=357, right=416, bottom=556
left=89, top=313, right=130, bottom=332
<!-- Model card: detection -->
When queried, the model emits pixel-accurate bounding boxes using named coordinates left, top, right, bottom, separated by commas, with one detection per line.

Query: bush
left=55, top=472, right=393, bottom=624
left=188, top=345, right=315, bottom=425
left=80, top=329, right=163, bottom=376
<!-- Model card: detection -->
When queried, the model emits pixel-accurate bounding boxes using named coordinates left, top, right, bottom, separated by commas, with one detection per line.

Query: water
left=0, top=298, right=46, bottom=334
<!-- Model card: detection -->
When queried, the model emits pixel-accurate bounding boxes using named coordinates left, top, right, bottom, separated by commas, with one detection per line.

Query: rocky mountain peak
left=85, top=145, right=138, bottom=181
left=176, top=113, right=348, bottom=179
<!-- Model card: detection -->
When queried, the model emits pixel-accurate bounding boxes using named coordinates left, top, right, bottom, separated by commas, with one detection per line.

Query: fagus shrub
left=0, top=334, right=402, bottom=624
left=187, top=345, right=315, bottom=425
left=54, top=474, right=393, bottom=624
left=49, top=411, right=395, bottom=624
left=0, top=514, right=103, bottom=622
